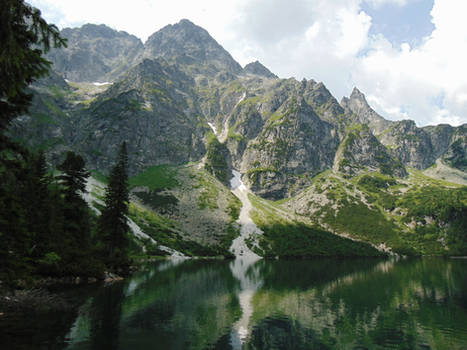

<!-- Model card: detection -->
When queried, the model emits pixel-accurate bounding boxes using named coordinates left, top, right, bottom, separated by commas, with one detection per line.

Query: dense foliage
left=257, top=222, right=385, bottom=258
left=0, top=0, right=65, bottom=148
left=204, top=136, right=230, bottom=184
left=0, top=149, right=104, bottom=283
left=0, top=2, right=130, bottom=285
left=97, top=143, right=131, bottom=270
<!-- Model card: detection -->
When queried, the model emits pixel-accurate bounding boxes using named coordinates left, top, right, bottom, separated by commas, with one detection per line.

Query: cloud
left=364, top=0, right=410, bottom=7
left=29, top=0, right=467, bottom=126
left=228, top=0, right=371, bottom=98
left=351, top=0, right=467, bottom=126
left=29, top=0, right=243, bottom=42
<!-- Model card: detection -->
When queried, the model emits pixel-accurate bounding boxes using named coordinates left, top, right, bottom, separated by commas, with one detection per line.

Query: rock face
left=241, top=97, right=339, bottom=199
left=11, top=19, right=466, bottom=200
left=378, top=120, right=436, bottom=169
left=333, top=125, right=407, bottom=177
left=70, top=58, right=207, bottom=174
left=442, top=125, right=467, bottom=171
left=46, top=24, right=143, bottom=82
left=243, top=61, right=278, bottom=79
left=341, top=88, right=466, bottom=171
left=144, top=19, right=242, bottom=78
left=341, top=88, right=393, bottom=135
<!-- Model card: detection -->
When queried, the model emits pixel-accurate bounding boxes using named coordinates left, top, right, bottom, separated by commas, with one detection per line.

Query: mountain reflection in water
left=1, top=257, right=466, bottom=350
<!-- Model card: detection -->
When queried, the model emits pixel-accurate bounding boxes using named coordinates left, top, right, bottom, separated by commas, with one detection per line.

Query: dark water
left=2, top=257, right=467, bottom=350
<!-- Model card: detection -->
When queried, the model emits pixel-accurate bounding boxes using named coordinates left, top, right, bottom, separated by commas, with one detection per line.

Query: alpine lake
left=1, top=257, right=467, bottom=350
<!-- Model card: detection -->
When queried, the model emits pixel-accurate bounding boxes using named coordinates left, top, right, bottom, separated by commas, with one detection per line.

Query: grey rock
left=46, top=23, right=143, bottom=82
left=341, top=87, right=393, bottom=136
left=243, top=61, right=278, bottom=79
left=144, top=19, right=243, bottom=77
left=333, top=125, right=407, bottom=177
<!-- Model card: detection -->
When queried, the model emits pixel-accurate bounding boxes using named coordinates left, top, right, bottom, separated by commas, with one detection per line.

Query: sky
left=28, top=0, right=467, bottom=127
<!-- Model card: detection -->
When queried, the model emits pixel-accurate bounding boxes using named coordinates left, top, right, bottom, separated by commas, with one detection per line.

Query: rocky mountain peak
left=47, top=23, right=143, bottom=82
left=349, top=87, right=367, bottom=102
left=63, top=23, right=130, bottom=39
left=243, top=60, right=278, bottom=79
left=341, top=87, right=393, bottom=136
left=144, top=19, right=242, bottom=76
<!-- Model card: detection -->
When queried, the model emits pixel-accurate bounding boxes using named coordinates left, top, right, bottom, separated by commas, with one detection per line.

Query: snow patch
left=93, top=82, right=112, bottom=86
left=82, top=177, right=105, bottom=214
left=128, top=218, right=157, bottom=245
left=229, top=169, right=262, bottom=260
left=207, top=122, right=217, bottom=134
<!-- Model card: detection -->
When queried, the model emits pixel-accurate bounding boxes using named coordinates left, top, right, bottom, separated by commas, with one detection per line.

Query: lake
left=2, top=257, right=467, bottom=349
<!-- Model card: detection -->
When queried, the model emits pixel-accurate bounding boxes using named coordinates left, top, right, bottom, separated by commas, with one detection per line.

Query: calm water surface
left=2, top=257, right=467, bottom=349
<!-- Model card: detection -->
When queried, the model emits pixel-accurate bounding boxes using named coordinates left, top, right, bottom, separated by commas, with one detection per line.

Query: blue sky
left=362, top=0, right=434, bottom=48
left=29, top=0, right=466, bottom=127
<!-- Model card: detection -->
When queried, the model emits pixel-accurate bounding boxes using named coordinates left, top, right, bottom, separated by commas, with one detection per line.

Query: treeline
left=0, top=1, right=130, bottom=285
left=0, top=144, right=130, bottom=284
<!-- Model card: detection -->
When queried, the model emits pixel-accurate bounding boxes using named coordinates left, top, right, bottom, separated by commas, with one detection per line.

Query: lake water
left=2, top=257, right=467, bottom=349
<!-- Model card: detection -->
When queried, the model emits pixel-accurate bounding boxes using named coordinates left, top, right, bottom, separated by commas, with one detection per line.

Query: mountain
left=144, top=19, right=243, bottom=78
left=46, top=24, right=143, bottom=82
left=70, top=58, right=207, bottom=174
left=10, top=19, right=467, bottom=257
left=243, top=61, right=278, bottom=79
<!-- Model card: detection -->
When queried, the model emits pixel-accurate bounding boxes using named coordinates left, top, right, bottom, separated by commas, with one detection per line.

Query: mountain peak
left=47, top=23, right=143, bottom=82
left=341, top=87, right=394, bottom=135
left=178, top=18, right=196, bottom=26
left=144, top=19, right=242, bottom=76
left=243, top=60, right=278, bottom=79
left=349, top=87, right=368, bottom=104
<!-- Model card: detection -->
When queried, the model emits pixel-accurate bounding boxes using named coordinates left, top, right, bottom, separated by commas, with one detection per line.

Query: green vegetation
left=133, top=190, right=178, bottom=211
left=0, top=150, right=105, bottom=285
left=444, top=138, right=467, bottom=171
left=0, top=0, right=66, bottom=143
left=197, top=175, right=219, bottom=210
left=247, top=167, right=280, bottom=184
left=204, top=137, right=230, bottom=184
left=129, top=164, right=179, bottom=190
left=238, top=96, right=261, bottom=107
left=128, top=203, right=231, bottom=257
left=96, top=143, right=131, bottom=270
left=227, top=126, right=245, bottom=141
left=294, top=171, right=467, bottom=256
left=257, top=222, right=385, bottom=258
left=249, top=193, right=383, bottom=258
left=91, top=170, right=108, bottom=184
left=397, top=185, right=467, bottom=254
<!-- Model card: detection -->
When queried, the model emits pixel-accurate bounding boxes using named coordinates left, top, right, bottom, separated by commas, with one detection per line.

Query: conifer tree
left=98, top=142, right=130, bottom=269
left=0, top=0, right=66, bottom=148
left=57, top=152, right=92, bottom=269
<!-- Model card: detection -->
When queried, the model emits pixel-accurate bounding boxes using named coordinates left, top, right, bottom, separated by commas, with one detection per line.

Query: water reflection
left=229, top=257, right=262, bottom=349
left=3, top=257, right=466, bottom=349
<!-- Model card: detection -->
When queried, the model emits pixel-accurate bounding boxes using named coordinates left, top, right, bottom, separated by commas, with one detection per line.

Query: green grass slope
left=281, top=169, right=467, bottom=256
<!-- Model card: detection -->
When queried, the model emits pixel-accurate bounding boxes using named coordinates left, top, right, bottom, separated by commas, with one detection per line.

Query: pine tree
left=98, top=143, right=130, bottom=269
left=0, top=0, right=66, bottom=149
left=56, top=152, right=92, bottom=272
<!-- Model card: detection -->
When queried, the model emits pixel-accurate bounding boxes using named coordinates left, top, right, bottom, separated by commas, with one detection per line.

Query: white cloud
left=364, top=0, right=411, bottom=8
left=351, top=0, right=467, bottom=126
left=29, top=0, right=467, bottom=126
left=29, top=0, right=244, bottom=42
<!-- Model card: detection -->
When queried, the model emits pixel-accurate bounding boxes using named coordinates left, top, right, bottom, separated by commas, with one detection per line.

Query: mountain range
left=10, top=19, right=467, bottom=257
